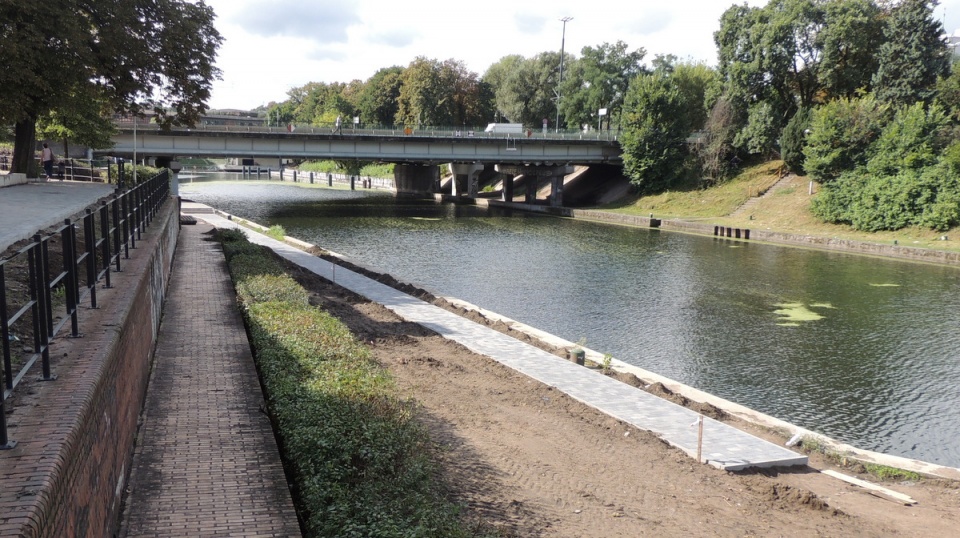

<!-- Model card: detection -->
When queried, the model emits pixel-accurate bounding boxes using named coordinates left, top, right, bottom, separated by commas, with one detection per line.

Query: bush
left=781, top=108, right=811, bottom=175
left=219, top=235, right=468, bottom=537
left=804, top=95, right=889, bottom=183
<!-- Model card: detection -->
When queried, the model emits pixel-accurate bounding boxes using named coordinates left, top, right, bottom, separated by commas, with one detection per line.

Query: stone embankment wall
left=0, top=201, right=179, bottom=538
left=466, top=198, right=960, bottom=267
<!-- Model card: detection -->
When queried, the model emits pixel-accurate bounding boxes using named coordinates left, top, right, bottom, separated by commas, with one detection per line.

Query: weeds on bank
left=799, top=435, right=923, bottom=482
left=217, top=228, right=473, bottom=538
left=266, top=224, right=286, bottom=241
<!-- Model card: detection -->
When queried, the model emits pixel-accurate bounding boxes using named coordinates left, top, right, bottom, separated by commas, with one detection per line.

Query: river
left=181, top=175, right=960, bottom=468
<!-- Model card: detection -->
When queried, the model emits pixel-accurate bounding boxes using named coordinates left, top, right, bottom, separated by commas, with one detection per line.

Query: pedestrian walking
left=41, top=143, right=54, bottom=180
left=335, top=115, right=342, bottom=135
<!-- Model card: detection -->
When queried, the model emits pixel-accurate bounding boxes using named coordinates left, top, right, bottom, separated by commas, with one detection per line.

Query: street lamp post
left=556, top=16, right=572, bottom=133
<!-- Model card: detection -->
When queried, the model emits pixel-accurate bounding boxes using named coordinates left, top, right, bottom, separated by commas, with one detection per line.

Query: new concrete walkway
left=118, top=222, right=300, bottom=537
left=195, top=209, right=807, bottom=471
left=0, top=180, right=116, bottom=251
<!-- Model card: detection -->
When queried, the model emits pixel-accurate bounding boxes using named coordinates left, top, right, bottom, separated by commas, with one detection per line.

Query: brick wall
left=0, top=201, right=179, bottom=538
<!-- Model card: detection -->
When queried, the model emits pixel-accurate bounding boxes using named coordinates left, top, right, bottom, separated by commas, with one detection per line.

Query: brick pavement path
left=119, top=223, right=300, bottom=537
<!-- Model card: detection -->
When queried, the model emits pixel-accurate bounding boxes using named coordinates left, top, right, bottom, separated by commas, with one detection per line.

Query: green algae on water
left=773, top=302, right=825, bottom=323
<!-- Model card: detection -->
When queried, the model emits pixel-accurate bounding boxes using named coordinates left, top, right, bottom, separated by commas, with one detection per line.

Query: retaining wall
left=0, top=200, right=179, bottom=538
left=472, top=199, right=960, bottom=267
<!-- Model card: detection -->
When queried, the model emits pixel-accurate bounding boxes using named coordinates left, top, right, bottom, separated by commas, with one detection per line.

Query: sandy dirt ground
left=284, top=258, right=960, bottom=538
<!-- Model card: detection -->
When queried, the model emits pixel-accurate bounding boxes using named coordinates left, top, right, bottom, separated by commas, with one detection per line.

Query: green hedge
left=217, top=229, right=469, bottom=537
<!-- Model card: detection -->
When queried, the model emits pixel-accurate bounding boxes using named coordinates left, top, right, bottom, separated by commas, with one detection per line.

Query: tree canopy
left=0, top=0, right=222, bottom=174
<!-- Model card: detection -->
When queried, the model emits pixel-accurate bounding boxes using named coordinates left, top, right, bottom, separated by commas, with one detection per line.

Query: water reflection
left=182, top=177, right=960, bottom=467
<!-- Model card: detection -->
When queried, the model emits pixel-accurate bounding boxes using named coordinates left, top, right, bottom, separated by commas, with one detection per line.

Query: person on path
left=41, top=143, right=55, bottom=180
left=335, top=115, right=342, bottom=135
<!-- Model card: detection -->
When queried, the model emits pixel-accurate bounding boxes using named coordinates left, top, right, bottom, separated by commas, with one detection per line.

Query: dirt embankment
left=284, top=252, right=960, bottom=537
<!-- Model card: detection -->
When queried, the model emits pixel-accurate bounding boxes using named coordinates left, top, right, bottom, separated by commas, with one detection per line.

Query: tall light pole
left=556, top=16, right=572, bottom=133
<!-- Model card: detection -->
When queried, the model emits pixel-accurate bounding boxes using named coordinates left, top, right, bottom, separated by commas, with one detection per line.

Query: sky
left=203, top=0, right=960, bottom=111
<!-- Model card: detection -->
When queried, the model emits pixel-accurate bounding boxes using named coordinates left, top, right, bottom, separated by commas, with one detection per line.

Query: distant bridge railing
left=0, top=170, right=171, bottom=449
left=114, top=120, right=622, bottom=143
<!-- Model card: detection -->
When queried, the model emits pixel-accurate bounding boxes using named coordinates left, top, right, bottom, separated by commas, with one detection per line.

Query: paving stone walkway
left=119, top=223, right=300, bottom=537
left=0, top=180, right=116, bottom=251
left=199, top=211, right=807, bottom=471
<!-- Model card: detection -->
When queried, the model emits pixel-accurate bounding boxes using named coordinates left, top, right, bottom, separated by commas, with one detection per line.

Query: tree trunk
left=62, top=137, right=70, bottom=160
left=12, top=119, right=39, bottom=176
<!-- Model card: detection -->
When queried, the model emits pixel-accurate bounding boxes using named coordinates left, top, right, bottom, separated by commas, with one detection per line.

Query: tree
left=714, top=0, right=886, bottom=156
left=668, top=62, right=717, bottom=133
left=700, top=94, right=745, bottom=180
left=0, top=0, right=222, bottom=174
left=358, top=67, right=404, bottom=126
left=872, top=0, right=950, bottom=106
left=497, top=52, right=567, bottom=128
left=559, top=41, right=646, bottom=131
left=818, top=0, right=884, bottom=99
left=395, top=57, right=491, bottom=127
left=620, top=73, right=691, bottom=193
left=781, top=107, right=812, bottom=174
left=483, top=55, right=525, bottom=122
left=36, top=86, right=117, bottom=159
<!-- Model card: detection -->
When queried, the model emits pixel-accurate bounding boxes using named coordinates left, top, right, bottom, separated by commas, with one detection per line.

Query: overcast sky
left=203, top=0, right=960, bottom=111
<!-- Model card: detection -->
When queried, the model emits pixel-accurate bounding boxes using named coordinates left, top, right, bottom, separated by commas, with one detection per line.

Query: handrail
left=0, top=169, right=171, bottom=449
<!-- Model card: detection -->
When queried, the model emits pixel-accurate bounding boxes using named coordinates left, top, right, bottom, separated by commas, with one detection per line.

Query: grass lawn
left=598, top=161, right=960, bottom=254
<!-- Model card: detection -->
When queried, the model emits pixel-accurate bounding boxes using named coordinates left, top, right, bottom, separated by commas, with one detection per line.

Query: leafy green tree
left=803, top=94, right=889, bottom=182
left=872, top=0, right=950, bottom=106
left=781, top=107, right=812, bottom=174
left=358, top=67, right=404, bottom=126
left=36, top=86, right=117, bottom=158
left=0, top=0, right=222, bottom=174
left=559, top=41, right=646, bottom=130
left=668, top=62, right=717, bottom=133
left=620, top=73, right=691, bottom=193
left=496, top=52, right=567, bottom=128
left=715, top=0, right=887, bottom=157
left=482, top=55, right=525, bottom=122
left=818, top=0, right=884, bottom=99
left=395, top=57, right=491, bottom=126
left=735, top=102, right=779, bottom=156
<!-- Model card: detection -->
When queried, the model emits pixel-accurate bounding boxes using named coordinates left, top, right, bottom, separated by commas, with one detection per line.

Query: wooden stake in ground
left=691, top=414, right=704, bottom=463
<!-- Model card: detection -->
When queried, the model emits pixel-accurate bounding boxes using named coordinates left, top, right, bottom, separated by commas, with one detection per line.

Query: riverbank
left=219, top=211, right=960, bottom=536
left=440, top=172, right=960, bottom=268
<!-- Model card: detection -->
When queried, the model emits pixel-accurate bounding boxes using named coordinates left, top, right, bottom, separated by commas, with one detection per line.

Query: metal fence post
left=84, top=209, right=99, bottom=308
left=29, top=236, right=54, bottom=382
left=100, top=201, right=115, bottom=285
left=61, top=219, right=80, bottom=337
left=1, top=265, right=11, bottom=390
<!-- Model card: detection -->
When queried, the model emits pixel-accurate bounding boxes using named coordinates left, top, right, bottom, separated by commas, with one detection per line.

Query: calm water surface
left=182, top=176, right=960, bottom=467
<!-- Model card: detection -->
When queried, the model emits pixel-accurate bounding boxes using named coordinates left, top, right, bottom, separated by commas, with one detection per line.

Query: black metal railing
left=1, top=169, right=170, bottom=449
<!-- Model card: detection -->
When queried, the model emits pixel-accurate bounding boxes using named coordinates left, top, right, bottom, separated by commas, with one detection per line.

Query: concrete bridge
left=98, top=122, right=624, bottom=205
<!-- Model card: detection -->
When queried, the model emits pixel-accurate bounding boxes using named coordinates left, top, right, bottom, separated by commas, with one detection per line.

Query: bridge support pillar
left=500, top=172, right=515, bottom=202
left=394, top=164, right=440, bottom=196
left=449, top=163, right=484, bottom=197
left=497, top=164, right=573, bottom=206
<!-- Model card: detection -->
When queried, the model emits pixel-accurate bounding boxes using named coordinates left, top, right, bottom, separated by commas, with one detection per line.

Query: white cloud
left=230, top=1, right=360, bottom=43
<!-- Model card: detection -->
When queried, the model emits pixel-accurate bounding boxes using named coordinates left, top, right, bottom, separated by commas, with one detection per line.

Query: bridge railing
left=269, top=168, right=394, bottom=190
left=113, top=120, right=621, bottom=142
left=0, top=170, right=171, bottom=449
